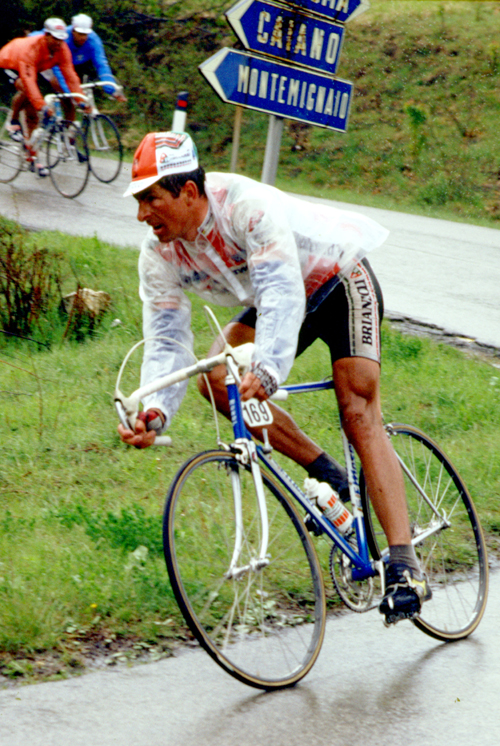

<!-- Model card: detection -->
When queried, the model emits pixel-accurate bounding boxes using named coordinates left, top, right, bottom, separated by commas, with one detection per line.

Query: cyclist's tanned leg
left=198, top=321, right=412, bottom=547
left=12, top=80, right=38, bottom=138
left=197, top=321, right=324, bottom=468
left=333, top=356, right=411, bottom=546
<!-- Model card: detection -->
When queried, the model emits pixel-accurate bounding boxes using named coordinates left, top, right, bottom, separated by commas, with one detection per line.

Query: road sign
left=226, top=0, right=345, bottom=75
left=284, top=0, right=370, bottom=24
left=199, top=47, right=353, bottom=131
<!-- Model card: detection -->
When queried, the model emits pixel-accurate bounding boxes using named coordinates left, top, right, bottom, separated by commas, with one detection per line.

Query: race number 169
left=241, top=398, right=274, bottom=428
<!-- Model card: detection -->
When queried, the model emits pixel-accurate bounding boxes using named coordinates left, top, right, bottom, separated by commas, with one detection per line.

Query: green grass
left=1, top=221, right=500, bottom=683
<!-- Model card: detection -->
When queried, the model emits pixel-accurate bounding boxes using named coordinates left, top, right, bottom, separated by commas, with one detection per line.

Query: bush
left=0, top=220, right=64, bottom=345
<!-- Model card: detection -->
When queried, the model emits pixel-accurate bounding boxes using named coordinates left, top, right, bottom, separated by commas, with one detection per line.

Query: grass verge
left=1, top=222, right=500, bottom=685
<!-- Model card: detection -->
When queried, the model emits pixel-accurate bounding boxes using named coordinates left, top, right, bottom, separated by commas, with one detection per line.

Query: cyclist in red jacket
left=0, top=18, right=84, bottom=173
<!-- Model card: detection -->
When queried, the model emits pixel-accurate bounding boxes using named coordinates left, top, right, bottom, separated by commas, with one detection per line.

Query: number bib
left=241, top=398, right=274, bottom=428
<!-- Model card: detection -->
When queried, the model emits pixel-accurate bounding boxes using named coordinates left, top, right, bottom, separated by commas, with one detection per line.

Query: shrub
left=0, top=220, right=63, bottom=344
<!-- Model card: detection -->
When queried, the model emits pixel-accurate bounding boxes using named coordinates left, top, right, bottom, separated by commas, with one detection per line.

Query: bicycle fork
left=226, top=442, right=271, bottom=580
left=224, top=362, right=270, bottom=580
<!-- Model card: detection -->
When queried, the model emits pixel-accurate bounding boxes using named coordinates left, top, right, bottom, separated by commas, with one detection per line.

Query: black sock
left=306, top=452, right=350, bottom=502
left=388, top=545, right=420, bottom=573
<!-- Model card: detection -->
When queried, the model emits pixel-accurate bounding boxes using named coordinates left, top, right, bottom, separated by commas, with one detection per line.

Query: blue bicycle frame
left=225, top=372, right=381, bottom=584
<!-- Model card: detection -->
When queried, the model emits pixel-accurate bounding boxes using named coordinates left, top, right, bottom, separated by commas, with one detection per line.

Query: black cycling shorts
left=231, top=259, right=383, bottom=365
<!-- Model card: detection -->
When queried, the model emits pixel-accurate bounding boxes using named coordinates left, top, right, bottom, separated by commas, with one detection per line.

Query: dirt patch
left=0, top=630, right=191, bottom=689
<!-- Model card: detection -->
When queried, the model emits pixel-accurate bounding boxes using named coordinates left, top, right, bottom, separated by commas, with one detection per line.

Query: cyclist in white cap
left=37, top=13, right=126, bottom=119
left=0, top=18, right=85, bottom=174
left=118, top=131, right=432, bottom=627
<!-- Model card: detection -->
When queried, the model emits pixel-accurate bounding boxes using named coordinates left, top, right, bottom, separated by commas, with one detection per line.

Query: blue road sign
left=285, top=0, right=369, bottom=24
left=226, top=0, right=345, bottom=75
left=199, top=47, right=353, bottom=131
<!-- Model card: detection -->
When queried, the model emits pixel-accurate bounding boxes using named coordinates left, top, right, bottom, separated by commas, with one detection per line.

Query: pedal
left=382, top=609, right=419, bottom=627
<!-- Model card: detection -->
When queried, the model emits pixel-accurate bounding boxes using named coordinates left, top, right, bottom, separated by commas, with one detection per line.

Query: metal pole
left=261, top=115, right=284, bottom=185
left=230, top=106, right=243, bottom=173
left=172, top=91, right=188, bottom=132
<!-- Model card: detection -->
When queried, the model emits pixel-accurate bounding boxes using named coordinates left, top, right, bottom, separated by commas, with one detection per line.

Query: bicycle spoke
left=0, top=107, right=23, bottom=183
left=164, top=450, right=325, bottom=689
left=361, top=424, right=488, bottom=640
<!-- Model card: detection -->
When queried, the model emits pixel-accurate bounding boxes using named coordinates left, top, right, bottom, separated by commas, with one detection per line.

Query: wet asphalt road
left=0, top=570, right=499, bottom=746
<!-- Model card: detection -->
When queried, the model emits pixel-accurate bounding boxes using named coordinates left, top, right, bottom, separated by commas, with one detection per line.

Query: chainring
left=329, top=538, right=377, bottom=612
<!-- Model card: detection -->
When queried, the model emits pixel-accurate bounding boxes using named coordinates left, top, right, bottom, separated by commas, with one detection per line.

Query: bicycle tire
left=86, top=114, right=122, bottom=183
left=163, top=450, right=326, bottom=690
left=46, top=121, right=90, bottom=199
left=360, top=423, right=488, bottom=641
left=0, top=107, right=23, bottom=183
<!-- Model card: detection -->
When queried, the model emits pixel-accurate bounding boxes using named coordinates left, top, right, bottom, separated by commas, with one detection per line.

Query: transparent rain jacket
left=138, top=172, right=389, bottom=427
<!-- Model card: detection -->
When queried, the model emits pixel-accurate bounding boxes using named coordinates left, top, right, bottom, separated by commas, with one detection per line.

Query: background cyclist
left=117, top=131, right=432, bottom=626
left=0, top=18, right=85, bottom=175
left=36, top=13, right=127, bottom=121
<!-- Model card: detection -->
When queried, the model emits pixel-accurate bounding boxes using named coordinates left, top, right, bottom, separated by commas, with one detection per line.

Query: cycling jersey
left=51, top=28, right=116, bottom=95
left=139, top=172, right=389, bottom=426
left=0, top=35, right=82, bottom=110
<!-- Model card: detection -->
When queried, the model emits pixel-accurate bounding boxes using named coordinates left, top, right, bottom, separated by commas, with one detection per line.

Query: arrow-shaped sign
left=226, top=0, right=345, bottom=75
left=199, top=47, right=353, bottom=131
left=284, top=0, right=370, bottom=24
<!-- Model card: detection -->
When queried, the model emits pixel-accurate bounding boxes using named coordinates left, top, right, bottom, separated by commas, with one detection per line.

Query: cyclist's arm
left=51, top=64, right=71, bottom=94
left=17, top=58, right=45, bottom=110
left=56, top=45, right=85, bottom=98
left=137, top=236, right=195, bottom=429
left=87, top=33, right=119, bottom=96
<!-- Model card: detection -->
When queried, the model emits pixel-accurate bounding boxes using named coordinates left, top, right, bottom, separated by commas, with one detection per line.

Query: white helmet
left=43, top=18, right=68, bottom=40
left=71, top=14, right=93, bottom=34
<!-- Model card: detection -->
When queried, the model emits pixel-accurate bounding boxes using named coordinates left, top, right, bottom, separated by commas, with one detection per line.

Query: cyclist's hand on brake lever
left=41, top=105, right=53, bottom=125
left=78, top=101, right=92, bottom=114
left=117, top=409, right=165, bottom=449
left=240, top=364, right=278, bottom=401
left=239, top=372, right=269, bottom=402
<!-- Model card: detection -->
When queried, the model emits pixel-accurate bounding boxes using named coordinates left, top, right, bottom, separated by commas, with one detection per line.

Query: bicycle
left=114, top=308, right=489, bottom=691
left=77, top=80, right=124, bottom=184
left=0, top=93, right=90, bottom=199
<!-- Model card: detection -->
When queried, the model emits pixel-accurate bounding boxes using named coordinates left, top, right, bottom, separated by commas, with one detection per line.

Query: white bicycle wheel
left=0, top=107, right=23, bottom=183
left=164, top=450, right=326, bottom=690
left=46, top=121, right=90, bottom=198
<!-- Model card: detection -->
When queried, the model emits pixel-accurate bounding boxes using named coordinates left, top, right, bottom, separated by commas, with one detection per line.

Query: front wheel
left=361, top=423, right=488, bottom=641
left=163, top=450, right=326, bottom=690
left=86, top=114, right=122, bottom=183
left=46, top=121, right=90, bottom=198
left=0, top=107, right=23, bottom=183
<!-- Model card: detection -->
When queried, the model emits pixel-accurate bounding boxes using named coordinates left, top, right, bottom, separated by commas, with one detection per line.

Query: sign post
left=261, top=115, right=285, bottom=184
left=199, top=0, right=369, bottom=183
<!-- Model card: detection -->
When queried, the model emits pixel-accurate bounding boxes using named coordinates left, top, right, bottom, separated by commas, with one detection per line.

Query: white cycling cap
left=43, top=18, right=68, bottom=40
left=124, top=132, right=199, bottom=197
left=71, top=14, right=93, bottom=33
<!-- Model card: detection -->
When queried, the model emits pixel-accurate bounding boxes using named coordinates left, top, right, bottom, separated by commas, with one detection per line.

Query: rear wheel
left=86, top=114, right=122, bottom=183
left=46, top=121, right=90, bottom=198
left=164, top=450, right=326, bottom=690
left=361, top=423, right=488, bottom=641
left=0, top=107, right=23, bottom=183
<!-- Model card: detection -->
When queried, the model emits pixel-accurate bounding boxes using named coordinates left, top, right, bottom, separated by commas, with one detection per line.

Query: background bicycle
left=77, top=80, right=123, bottom=184
left=114, top=311, right=489, bottom=690
left=0, top=92, right=90, bottom=198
